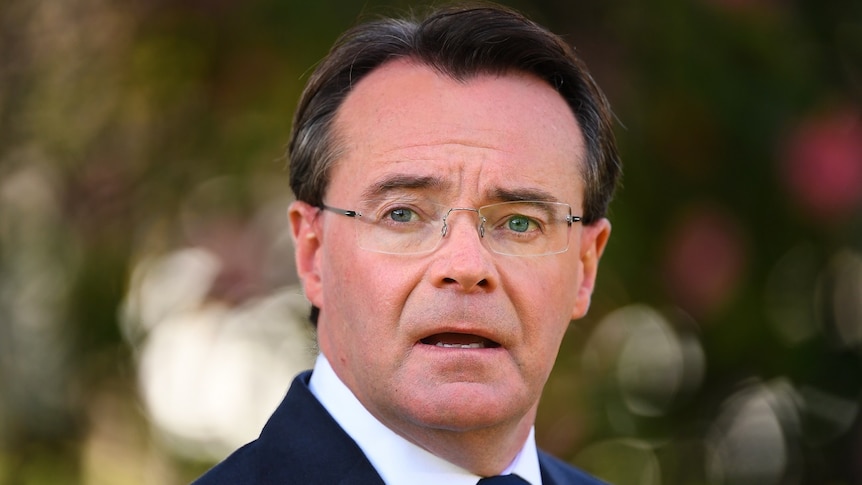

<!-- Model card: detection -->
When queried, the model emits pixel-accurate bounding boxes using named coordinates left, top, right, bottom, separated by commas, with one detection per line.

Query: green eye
left=507, top=216, right=533, bottom=233
left=388, top=208, right=415, bottom=222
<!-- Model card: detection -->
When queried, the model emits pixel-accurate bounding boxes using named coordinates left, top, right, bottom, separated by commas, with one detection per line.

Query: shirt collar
left=308, top=353, right=543, bottom=485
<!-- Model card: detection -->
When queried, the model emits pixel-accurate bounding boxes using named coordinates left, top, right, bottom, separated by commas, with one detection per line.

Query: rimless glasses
left=320, top=199, right=581, bottom=257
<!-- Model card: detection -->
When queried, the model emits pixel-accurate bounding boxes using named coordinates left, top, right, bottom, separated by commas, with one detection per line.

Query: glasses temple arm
left=320, top=204, right=359, bottom=218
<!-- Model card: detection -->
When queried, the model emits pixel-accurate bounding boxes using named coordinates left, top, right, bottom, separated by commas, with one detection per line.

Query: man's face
left=290, top=60, right=610, bottom=442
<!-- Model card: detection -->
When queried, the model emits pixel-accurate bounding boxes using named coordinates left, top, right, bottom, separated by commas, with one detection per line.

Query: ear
left=289, top=200, right=324, bottom=309
left=571, top=217, right=611, bottom=320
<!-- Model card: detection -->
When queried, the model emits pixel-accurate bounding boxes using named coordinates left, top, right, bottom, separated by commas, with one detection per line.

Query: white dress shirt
left=308, top=353, right=543, bottom=485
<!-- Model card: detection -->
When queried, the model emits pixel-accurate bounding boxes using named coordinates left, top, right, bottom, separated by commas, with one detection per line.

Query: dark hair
left=288, top=3, right=621, bottom=325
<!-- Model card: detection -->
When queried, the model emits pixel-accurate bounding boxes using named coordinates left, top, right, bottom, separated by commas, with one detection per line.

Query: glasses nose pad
left=441, top=208, right=485, bottom=240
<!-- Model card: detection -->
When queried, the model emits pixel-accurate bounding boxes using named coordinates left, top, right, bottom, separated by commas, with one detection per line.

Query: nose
left=441, top=207, right=485, bottom=239
left=430, top=208, right=498, bottom=292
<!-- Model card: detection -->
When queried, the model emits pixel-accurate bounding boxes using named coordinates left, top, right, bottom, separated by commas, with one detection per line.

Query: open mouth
left=419, top=332, right=501, bottom=349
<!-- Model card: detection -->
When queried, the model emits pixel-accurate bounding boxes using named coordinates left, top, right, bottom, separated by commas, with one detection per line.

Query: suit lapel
left=261, top=373, right=603, bottom=485
left=257, top=371, right=386, bottom=485
left=539, top=450, right=607, bottom=485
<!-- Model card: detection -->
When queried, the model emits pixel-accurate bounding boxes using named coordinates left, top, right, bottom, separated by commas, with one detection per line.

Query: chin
left=402, top=381, right=532, bottom=431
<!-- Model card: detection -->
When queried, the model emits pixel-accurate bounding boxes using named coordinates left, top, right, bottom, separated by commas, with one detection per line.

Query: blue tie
left=477, top=474, right=530, bottom=484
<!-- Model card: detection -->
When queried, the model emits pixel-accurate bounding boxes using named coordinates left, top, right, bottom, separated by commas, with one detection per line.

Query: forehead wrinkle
left=359, top=173, right=451, bottom=202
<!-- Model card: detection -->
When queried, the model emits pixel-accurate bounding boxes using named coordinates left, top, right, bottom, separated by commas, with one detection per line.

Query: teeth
left=435, top=342, right=484, bottom=349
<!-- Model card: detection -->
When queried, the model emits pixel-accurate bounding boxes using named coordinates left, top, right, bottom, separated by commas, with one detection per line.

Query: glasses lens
left=354, top=200, right=443, bottom=255
left=348, top=200, right=572, bottom=256
left=480, top=201, right=571, bottom=256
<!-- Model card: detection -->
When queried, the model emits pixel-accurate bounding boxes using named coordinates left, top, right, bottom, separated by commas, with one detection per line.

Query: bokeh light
left=583, top=305, right=705, bottom=419
left=119, top=185, right=315, bottom=461
left=2, top=0, right=861, bottom=483
left=818, top=249, right=862, bottom=351
left=706, top=379, right=802, bottom=485
left=779, top=109, right=862, bottom=222
left=662, top=206, right=748, bottom=318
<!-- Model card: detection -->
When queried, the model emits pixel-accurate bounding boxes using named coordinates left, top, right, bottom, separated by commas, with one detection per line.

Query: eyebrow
left=488, top=187, right=561, bottom=204
left=358, top=173, right=562, bottom=204
left=360, top=174, right=450, bottom=201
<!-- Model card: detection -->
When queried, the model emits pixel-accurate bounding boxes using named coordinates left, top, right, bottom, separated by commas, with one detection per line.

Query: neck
left=314, top=348, right=542, bottom=476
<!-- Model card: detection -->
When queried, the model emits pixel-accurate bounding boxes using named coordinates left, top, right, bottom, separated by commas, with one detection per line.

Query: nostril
left=442, top=277, right=487, bottom=287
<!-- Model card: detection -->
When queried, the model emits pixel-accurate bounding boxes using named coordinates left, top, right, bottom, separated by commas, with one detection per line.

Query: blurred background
left=0, top=0, right=860, bottom=483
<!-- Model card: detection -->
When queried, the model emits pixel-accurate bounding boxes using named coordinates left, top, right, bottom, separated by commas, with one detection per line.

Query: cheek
left=534, top=261, right=579, bottom=305
left=509, top=261, right=580, bottom=342
left=321, top=246, right=418, bottom=332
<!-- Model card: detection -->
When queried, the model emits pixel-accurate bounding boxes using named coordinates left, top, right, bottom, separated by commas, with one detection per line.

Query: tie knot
left=477, top=474, right=530, bottom=485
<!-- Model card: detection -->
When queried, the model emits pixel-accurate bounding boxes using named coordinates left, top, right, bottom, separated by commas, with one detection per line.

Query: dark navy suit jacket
left=192, top=371, right=606, bottom=485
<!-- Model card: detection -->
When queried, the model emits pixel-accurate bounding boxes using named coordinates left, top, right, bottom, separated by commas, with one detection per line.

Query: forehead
left=327, top=59, right=586, bottom=205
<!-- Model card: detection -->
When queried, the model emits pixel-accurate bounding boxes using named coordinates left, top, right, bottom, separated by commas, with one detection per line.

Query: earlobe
left=571, top=217, right=612, bottom=320
left=289, top=201, right=324, bottom=308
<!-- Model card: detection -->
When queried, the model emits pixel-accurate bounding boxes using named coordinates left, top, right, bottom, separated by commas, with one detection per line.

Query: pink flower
left=664, top=206, right=748, bottom=317
left=780, top=109, right=862, bottom=221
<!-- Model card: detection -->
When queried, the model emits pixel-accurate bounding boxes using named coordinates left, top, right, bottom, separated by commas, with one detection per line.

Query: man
left=194, top=3, right=619, bottom=484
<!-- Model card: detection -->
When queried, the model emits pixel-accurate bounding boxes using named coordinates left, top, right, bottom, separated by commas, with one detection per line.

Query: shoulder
left=538, top=450, right=608, bottom=485
left=191, top=371, right=316, bottom=485
left=191, top=441, right=262, bottom=485
left=191, top=438, right=331, bottom=485
left=191, top=370, right=384, bottom=485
